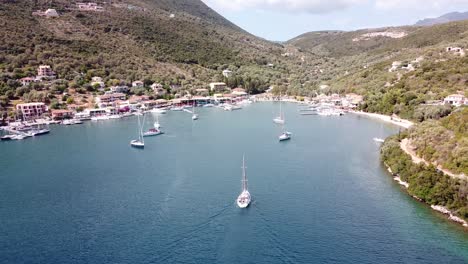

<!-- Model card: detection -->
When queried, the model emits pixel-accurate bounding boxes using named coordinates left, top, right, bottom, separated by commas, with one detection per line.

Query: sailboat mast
left=242, top=156, right=248, bottom=191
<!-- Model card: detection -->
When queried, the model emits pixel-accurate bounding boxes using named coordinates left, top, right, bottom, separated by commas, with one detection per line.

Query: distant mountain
left=415, top=11, right=468, bottom=26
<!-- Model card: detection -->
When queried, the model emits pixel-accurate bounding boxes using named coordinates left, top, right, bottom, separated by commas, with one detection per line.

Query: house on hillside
left=33, top=9, right=59, bottom=17
left=209, top=82, right=228, bottom=92
left=444, top=94, right=467, bottom=107
left=19, top=77, right=38, bottom=86
left=51, top=109, right=74, bottom=120
left=16, top=103, right=48, bottom=119
left=77, top=2, right=104, bottom=11
left=91, top=77, right=105, bottom=88
left=110, top=86, right=129, bottom=93
left=446, top=47, right=465, bottom=56
left=232, top=88, right=247, bottom=96
left=37, top=65, right=56, bottom=80
left=96, top=93, right=126, bottom=106
left=222, top=69, right=233, bottom=78
left=151, top=83, right=163, bottom=91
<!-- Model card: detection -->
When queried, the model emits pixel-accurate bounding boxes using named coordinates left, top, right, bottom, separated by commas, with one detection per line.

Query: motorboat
left=279, top=131, right=292, bottom=141
left=151, top=108, right=167, bottom=114
left=373, top=137, right=385, bottom=143
left=1, top=135, right=15, bottom=141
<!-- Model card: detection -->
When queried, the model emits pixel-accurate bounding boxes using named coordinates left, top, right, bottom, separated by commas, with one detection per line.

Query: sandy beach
left=350, top=111, right=414, bottom=128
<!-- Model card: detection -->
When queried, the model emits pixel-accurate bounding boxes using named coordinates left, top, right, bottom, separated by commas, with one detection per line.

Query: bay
left=0, top=102, right=467, bottom=264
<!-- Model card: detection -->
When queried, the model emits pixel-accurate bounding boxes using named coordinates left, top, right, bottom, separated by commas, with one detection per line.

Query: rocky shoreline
left=385, top=163, right=468, bottom=228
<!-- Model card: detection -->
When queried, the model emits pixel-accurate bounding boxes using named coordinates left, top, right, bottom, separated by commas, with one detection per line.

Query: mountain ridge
left=415, top=11, right=468, bottom=26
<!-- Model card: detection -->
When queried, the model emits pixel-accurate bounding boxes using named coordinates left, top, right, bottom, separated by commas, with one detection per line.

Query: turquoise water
left=0, top=102, right=467, bottom=264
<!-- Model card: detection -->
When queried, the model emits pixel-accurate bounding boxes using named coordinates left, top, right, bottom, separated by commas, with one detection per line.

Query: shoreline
left=384, top=163, right=468, bottom=228
left=350, top=111, right=414, bottom=128
left=400, top=138, right=467, bottom=181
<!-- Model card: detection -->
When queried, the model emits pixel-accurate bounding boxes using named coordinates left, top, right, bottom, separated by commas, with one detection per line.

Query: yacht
left=151, top=108, right=167, bottom=114
left=279, top=131, right=292, bottom=141
left=236, top=156, right=251, bottom=208
left=171, top=106, right=183, bottom=111
left=91, top=115, right=110, bottom=121
left=203, top=103, right=214, bottom=108
left=130, top=114, right=145, bottom=148
left=29, top=128, right=50, bottom=136
left=223, top=104, right=233, bottom=111
left=373, top=137, right=385, bottom=143
left=1, top=134, right=15, bottom=141
left=11, top=134, right=27, bottom=140
left=109, top=115, right=121, bottom=119
left=62, top=119, right=74, bottom=125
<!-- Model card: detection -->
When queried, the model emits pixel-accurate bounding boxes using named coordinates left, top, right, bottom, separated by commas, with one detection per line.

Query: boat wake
left=252, top=203, right=299, bottom=264
left=151, top=202, right=233, bottom=263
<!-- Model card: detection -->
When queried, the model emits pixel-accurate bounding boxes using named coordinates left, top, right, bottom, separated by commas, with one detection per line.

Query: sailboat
left=273, top=94, right=285, bottom=124
left=144, top=114, right=163, bottom=137
left=279, top=122, right=292, bottom=141
left=192, top=104, right=199, bottom=120
left=154, top=114, right=161, bottom=129
left=236, top=156, right=251, bottom=208
left=130, top=113, right=145, bottom=148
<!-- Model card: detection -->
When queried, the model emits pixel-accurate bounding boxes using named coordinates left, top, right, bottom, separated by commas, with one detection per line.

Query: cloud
left=375, top=0, right=468, bottom=10
left=203, top=0, right=468, bottom=13
left=202, top=0, right=367, bottom=14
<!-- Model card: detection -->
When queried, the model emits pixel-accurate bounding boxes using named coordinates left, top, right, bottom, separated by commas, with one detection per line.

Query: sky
left=201, top=0, right=468, bottom=41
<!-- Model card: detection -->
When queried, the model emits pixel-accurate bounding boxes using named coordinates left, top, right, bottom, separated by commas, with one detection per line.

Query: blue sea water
left=0, top=102, right=467, bottom=264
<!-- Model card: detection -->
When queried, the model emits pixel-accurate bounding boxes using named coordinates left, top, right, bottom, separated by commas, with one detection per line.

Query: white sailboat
left=279, top=122, right=292, bottom=142
left=236, top=156, right=251, bottom=208
left=154, top=114, right=161, bottom=129
left=192, top=104, right=199, bottom=120
left=273, top=94, right=285, bottom=124
left=130, top=113, right=144, bottom=148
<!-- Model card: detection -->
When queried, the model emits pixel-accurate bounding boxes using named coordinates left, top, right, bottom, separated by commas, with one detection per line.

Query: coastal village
left=1, top=59, right=467, bottom=140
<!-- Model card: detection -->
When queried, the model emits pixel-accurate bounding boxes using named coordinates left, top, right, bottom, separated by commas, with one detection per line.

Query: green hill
left=0, top=0, right=290, bottom=94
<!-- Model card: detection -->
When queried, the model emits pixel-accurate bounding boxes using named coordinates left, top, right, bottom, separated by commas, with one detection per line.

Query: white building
left=77, top=2, right=104, bottom=11
left=45, top=9, right=59, bottom=17
left=209, top=82, right=227, bottom=92
left=91, top=77, right=105, bottom=88
left=444, top=94, right=467, bottom=107
left=32, top=9, right=59, bottom=17
left=16, top=103, right=48, bottom=119
left=19, top=77, right=38, bottom=86
left=37, top=65, right=56, bottom=79
left=222, top=69, right=233, bottom=78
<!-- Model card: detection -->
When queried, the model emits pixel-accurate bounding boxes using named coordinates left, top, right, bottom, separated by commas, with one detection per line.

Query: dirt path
left=400, top=138, right=467, bottom=181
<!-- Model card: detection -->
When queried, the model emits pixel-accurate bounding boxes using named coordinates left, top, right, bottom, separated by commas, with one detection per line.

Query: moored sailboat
left=130, top=113, right=145, bottom=148
left=273, top=94, right=285, bottom=124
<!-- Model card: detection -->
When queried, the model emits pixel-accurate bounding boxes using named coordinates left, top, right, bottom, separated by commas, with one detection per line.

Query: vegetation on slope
left=408, top=107, right=468, bottom=175
left=381, top=134, right=468, bottom=221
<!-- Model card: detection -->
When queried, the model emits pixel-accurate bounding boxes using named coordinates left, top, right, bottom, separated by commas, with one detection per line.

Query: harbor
left=1, top=102, right=467, bottom=263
